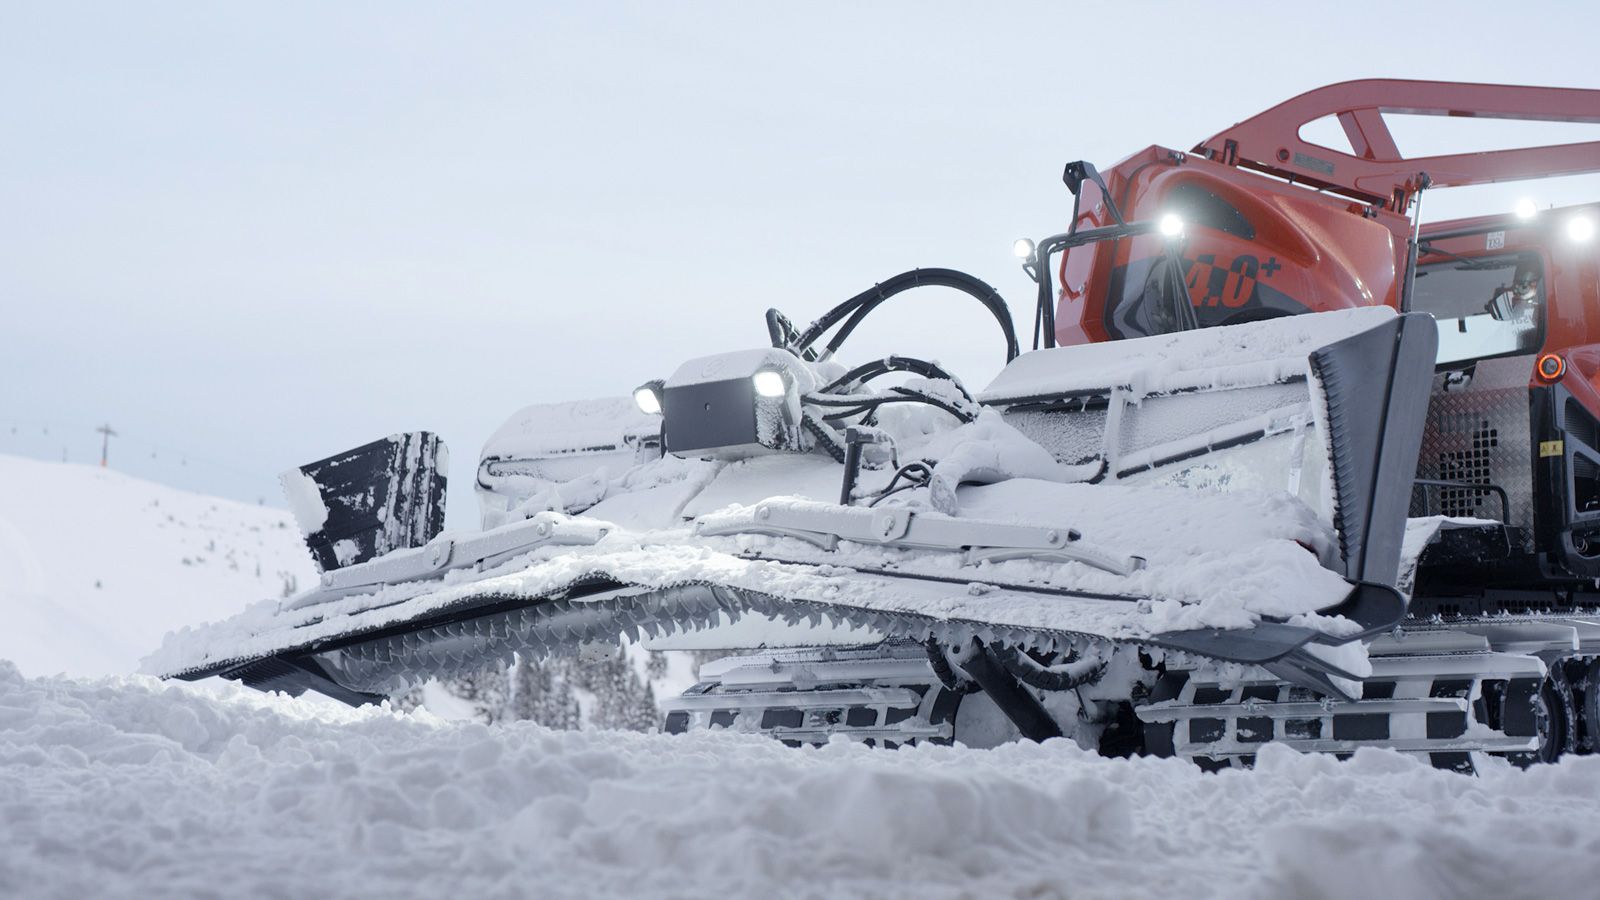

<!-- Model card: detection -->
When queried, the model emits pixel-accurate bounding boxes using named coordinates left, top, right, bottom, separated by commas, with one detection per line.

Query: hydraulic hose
left=992, top=646, right=1106, bottom=692
left=792, top=268, right=1020, bottom=364
left=816, top=355, right=973, bottom=399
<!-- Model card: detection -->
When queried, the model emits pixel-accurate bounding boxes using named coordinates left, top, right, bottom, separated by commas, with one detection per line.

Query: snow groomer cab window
left=1412, top=251, right=1546, bottom=365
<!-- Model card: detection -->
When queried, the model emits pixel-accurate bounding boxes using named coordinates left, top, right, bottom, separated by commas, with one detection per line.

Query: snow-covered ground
left=0, top=454, right=694, bottom=722
left=4, top=662, right=1600, bottom=900
left=7, top=455, right=1600, bottom=899
left=0, top=453, right=316, bottom=679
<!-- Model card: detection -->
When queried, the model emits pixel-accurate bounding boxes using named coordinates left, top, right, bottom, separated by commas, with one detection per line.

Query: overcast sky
left=4, top=2, right=1598, bottom=524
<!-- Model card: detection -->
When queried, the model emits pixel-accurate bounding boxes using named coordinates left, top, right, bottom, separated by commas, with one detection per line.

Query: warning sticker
left=1540, top=439, right=1564, bottom=458
left=1487, top=231, right=1506, bottom=250
left=1292, top=152, right=1335, bottom=176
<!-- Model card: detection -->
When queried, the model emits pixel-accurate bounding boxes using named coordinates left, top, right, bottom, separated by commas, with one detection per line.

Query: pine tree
left=524, top=658, right=579, bottom=730
left=584, top=648, right=659, bottom=732
left=446, top=661, right=512, bottom=725
left=481, top=663, right=511, bottom=723
left=386, top=647, right=695, bottom=730
left=567, top=652, right=597, bottom=694
left=591, top=654, right=620, bottom=730
left=563, top=682, right=582, bottom=730
left=630, top=682, right=659, bottom=732
left=547, top=666, right=581, bottom=730
left=511, top=654, right=544, bottom=723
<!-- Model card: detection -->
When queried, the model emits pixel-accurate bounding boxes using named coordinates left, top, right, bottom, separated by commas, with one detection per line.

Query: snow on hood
left=980, top=306, right=1396, bottom=402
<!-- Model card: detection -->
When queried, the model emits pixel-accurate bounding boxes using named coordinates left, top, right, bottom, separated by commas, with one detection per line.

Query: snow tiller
left=153, top=79, right=1600, bottom=770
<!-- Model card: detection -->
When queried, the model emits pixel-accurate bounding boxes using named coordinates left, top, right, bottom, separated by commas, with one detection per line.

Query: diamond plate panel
left=1412, top=355, right=1534, bottom=539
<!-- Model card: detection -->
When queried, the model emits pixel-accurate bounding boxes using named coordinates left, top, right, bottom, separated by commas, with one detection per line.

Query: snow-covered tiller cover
left=147, top=306, right=1436, bottom=711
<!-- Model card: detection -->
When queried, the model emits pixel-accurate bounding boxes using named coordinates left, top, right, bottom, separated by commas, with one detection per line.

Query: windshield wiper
left=1416, top=245, right=1521, bottom=271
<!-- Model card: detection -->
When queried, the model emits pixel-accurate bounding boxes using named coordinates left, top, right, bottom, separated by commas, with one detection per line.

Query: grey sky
left=4, top=2, right=1598, bottom=524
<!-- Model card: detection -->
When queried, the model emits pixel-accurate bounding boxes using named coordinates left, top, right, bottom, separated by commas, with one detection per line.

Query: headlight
left=1012, top=238, right=1036, bottom=260
left=751, top=369, right=787, bottom=398
left=657, top=349, right=813, bottom=460
left=1514, top=198, right=1538, bottom=221
left=1568, top=215, right=1596, bottom=244
left=633, top=380, right=664, bottom=415
left=1158, top=213, right=1184, bottom=238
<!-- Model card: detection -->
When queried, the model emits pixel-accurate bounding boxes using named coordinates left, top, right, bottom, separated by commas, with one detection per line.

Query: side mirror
left=1485, top=289, right=1514, bottom=322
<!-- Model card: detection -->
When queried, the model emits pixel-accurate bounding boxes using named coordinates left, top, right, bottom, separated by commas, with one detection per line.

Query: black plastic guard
left=282, top=431, right=448, bottom=572
left=1309, top=312, right=1437, bottom=586
left=1147, top=623, right=1320, bottom=665
left=1151, top=581, right=1402, bottom=662
left=221, top=655, right=388, bottom=706
left=1312, top=580, right=1407, bottom=642
left=1150, top=580, right=1406, bottom=700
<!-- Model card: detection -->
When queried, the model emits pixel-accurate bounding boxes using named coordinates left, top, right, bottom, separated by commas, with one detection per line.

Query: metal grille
left=1412, top=355, right=1534, bottom=537
left=1436, top=421, right=1500, bottom=517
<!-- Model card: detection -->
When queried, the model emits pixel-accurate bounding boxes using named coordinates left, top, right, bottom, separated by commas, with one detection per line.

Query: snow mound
left=0, top=454, right=316, bottom=679
left=5, top=661, right=1600, bottom=900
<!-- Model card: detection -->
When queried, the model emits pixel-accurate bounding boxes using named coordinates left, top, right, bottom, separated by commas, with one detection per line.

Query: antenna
left=96, top=423, right=117, bottom=467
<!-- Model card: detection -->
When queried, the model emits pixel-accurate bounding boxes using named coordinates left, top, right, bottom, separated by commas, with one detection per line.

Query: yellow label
left=1540, top=439, right=1565, bottom=458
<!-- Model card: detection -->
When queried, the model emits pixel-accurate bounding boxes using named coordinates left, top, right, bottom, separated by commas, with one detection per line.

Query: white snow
left=278, top=466, right=329, bottom=536
left=332, top=537, right=361, bottom=567
left=664, top=346, right=822, bottom=391
left=146, top=420, right=1362, bottom=682
left=0, top=454, right=316, bottom=679
left=147, top=473, right=1357, bottom=681
left=916, top=409, right=1095, bottom=514
left=5, top=661, right=1600, bottom=900
left=979, top=306, right=1396, bottom=401
left=480, top=396, right=658, bottom=462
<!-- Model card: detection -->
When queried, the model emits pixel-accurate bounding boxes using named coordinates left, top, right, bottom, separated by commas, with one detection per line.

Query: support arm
left=1195, top=79, right=1600, bottom=212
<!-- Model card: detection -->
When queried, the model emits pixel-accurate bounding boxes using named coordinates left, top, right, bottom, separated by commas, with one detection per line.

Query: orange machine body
left=1049, top=80, right=1600, bottom=399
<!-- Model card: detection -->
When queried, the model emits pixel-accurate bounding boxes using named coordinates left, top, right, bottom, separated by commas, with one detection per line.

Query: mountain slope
left=0, top=453, right=315, bottom=678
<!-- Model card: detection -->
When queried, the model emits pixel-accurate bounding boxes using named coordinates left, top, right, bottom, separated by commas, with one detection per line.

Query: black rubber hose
left=924, top=639, right=981, bottom=695
left=868, top=462, right=933, bottom=507
left=794, top=268, right=1020, bottom=364
left=816, top=355, right=974, bottom=401
left=815, top=391, right=974, bottom=425
left=958, top=644, right=1065, bottom=742
left=766, top=308, right=795, bottom=349
left=801, top=412, right=847, bottom=463
left=992, top=646, right=1106, bottom=692
left=765, top=308, right=818, bottom=361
